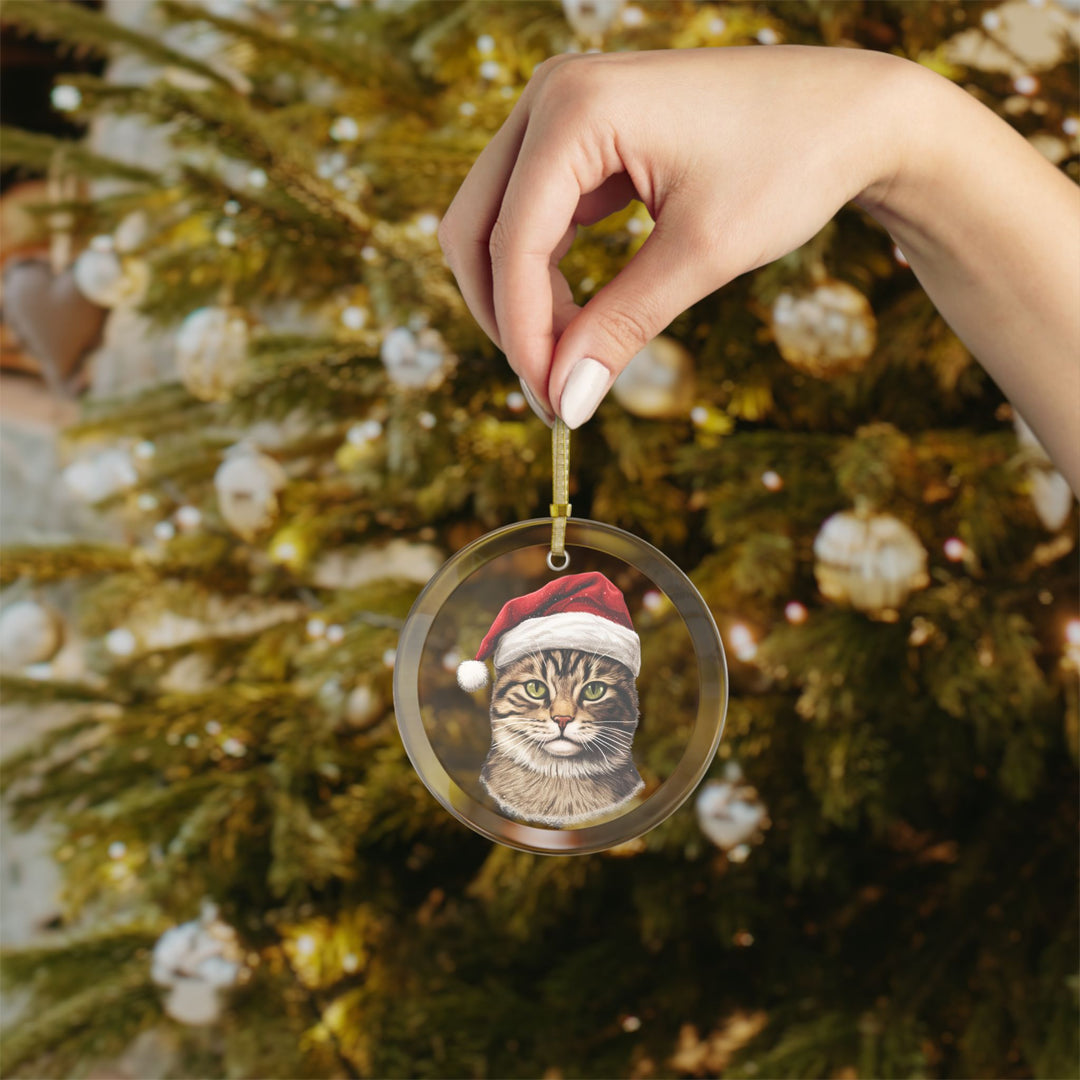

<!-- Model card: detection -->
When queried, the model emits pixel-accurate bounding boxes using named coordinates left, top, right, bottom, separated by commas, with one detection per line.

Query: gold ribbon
left=549, top=418, right=571, bottom=571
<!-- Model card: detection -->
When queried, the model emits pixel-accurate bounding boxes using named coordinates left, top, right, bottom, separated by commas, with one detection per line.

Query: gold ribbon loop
left=548, top=419, right=571, bottom=571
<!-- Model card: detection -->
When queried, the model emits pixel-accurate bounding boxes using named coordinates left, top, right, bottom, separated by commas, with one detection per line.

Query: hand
left=438, top=45, right=908, bottom=428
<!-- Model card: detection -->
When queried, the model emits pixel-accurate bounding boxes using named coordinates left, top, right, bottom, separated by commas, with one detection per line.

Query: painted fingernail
left=559, top=357, right=610, bottom=430
left=519, top=377, right=555, bottom=427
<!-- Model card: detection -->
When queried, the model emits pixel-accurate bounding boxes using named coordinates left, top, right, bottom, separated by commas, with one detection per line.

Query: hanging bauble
left=62, top=446, right=138, bottom=504
left=72, top=246, right=149, bottom=308
left=151, top=900, right=245, bottom=1026
left=379, top=325, right=452, bottom=389
left=213, top=443, right=287, bottom=540
left=345, top=683, right=383, bottom=729
left=2, top=256, right=107, bottom=395
left=1013, top=413, right=1074, bottom=531
left=611, top=335, right=696, bottom=419
left=813, top=509, right=929, bottom=615
left=695, top=762, right=769, bottom=853
left=562, top=0, right=625, bottom=41
left=0, top=600, right=64, bottom=669
left=175, top=307, right=252, bottom=402
left=771, top=279, right=877, bottom=378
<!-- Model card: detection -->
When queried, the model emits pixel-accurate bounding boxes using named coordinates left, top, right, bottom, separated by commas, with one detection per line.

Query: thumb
left=548, top=214, right=720, bottom=429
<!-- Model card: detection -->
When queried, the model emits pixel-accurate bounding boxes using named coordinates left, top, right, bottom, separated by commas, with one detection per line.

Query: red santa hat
left=456, top=571, right=641, bottom=692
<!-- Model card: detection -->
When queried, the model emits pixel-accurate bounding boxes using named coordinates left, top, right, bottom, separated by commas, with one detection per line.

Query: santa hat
left=456, top=571, right=641, bottom=692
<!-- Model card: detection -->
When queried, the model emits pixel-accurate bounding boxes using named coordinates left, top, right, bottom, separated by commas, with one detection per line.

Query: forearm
left=854, top=58, right=1080, bottom=493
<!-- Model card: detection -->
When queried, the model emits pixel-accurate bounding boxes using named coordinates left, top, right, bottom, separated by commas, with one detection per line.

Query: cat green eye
left=582, top=681, right=608, bottom=701
left=523, top=680, right=548, bottom=699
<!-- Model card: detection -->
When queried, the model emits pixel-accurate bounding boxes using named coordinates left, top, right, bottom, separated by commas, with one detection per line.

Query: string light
left=347, top=419, right=383, bottom=444
left=1065, top=619, right=1080, bottom=667
left=175, top=505, right=202, bottom=530
left=341, top=305, right=367, bottom=330
left=761, top=470, right=783, bottom=492
left=729, top=623, right=757, bottom=662
left=943, top=537, right=967, bottom=562
left=307, top=618, right=327, bottom=639
left=415, top=213, right=440, bottom=236
left=51, top=85, right=82, bottom=112
left=784, top=601, right=808, bottom=625
left=642, top=589, right=664, bottom=614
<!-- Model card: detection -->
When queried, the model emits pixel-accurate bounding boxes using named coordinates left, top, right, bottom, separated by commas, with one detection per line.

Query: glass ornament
left=395, top=422, right=727, bottom=854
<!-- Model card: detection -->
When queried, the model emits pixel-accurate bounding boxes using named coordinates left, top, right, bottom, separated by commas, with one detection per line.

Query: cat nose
left=551, top=714, right=573, bottom=731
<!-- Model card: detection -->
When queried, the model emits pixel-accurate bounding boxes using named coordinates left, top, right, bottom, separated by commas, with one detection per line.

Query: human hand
left=438, top=45, right=910, bottom=428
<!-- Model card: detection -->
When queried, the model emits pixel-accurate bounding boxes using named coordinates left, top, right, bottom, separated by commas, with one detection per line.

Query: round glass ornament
left=394, top=516, right=727, bottom=855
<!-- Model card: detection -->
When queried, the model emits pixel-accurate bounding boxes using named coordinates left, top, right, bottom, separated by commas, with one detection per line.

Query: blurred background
left=0, top=1, right=1077, bottom=1077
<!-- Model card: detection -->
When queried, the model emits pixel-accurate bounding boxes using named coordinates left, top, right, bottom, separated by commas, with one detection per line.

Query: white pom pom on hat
left=456, top=659, right=490, bottom=692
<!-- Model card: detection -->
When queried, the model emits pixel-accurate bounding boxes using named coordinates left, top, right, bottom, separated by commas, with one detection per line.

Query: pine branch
left=0, top=543, right=136, bottom=587
left=0, top=953, right=160, bottom=1078
left=1, top=0, right=231, bottom=87
left=0, top=127, right=159, bottom=185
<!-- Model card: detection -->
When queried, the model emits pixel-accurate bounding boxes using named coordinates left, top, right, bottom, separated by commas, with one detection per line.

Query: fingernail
left=519, top=377, right=554, bottom=427
left=559, top=357, right=610, bottom=430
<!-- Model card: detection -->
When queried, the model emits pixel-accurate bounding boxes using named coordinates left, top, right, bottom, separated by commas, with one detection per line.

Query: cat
left=480, top=648, right=645, bottom=827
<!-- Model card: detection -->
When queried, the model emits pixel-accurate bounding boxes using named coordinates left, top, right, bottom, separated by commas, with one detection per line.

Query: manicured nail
left=559, top=357, right=610, bottom=430
left=519, top=377, right=554, bottom=427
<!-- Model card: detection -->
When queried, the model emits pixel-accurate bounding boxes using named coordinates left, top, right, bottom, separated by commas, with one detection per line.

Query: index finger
left=490, top=114, right=608, bottom=406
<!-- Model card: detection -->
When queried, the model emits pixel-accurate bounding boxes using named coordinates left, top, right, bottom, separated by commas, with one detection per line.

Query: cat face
left=489, top=649, right=639, bottom=778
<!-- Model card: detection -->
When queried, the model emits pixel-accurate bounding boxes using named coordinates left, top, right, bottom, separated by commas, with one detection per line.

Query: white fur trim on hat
left=492, top=610, right=641, bottom=676
left=456, top=659, right=490, bottom=692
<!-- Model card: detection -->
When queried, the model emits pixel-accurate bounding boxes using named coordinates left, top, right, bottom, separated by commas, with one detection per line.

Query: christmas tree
left=1, top=1, right=1077, bottom=1077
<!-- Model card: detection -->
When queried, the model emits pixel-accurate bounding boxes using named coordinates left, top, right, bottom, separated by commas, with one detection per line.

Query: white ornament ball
left=1014, top=413, right=1074, bottom=531
left=562, top=0, right=625, bottom=40
left=771, top=279, right=877, bottom=377
left=74, top=248, right=149, bottom=308
left=62, top=447, right=138, bottom=504
left=612, top=335, right=696, bottom=419
left=813, top=511, right=929, bottom=615
left=213, top=445, right=287, bottom=540
left=151, top=903, right=244, bottom=1026
left=695, top=776, right=768, bottom=852
left=162, top=978, right=224, bottom=1026
left=0, top=601, right=63, bottom=668
left=345, top=683, right=383, bottom=729
left=175, top=307, right=251, bottom=402
left=379, top=326, right=451, bottom=389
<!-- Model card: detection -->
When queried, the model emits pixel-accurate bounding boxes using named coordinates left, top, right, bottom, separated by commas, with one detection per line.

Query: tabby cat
left=481, top=648, right=645, bottom=826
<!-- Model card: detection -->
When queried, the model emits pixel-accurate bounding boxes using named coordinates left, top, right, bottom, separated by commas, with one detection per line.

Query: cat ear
left=457, top=659, right=490, bottom=692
